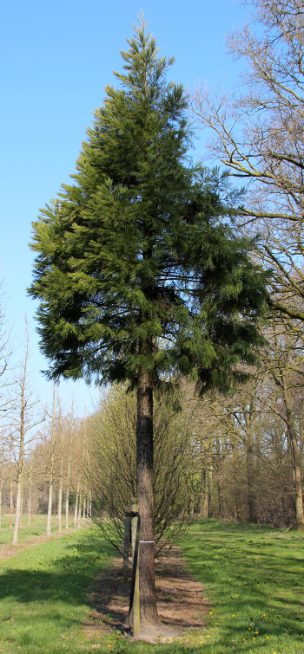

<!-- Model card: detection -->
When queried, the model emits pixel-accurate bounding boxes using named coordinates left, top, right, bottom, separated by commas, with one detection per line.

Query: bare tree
left=27, top=457, right=33, bottom=525
left=262, top=323, right=304, bottom=528
left=56, top=407, right=64, bottom=532
left=46, top=387, right=57, bottom=537
left=12, top=331, right=40, bottom=544
left=194, top=0, right=304, bottom=322
left=64, top=422, right=73, bottom=529
left=89, top=385, right=194, bottom=553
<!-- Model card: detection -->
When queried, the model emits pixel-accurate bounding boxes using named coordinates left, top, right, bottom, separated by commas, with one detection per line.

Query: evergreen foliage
left=29, top=23, right=268, bottom=393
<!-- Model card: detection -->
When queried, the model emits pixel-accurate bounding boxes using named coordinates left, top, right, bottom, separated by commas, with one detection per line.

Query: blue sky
left=0, top=0, right=252, bottom=414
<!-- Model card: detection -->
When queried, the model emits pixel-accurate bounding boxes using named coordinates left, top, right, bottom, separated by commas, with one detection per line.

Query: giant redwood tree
left=29, top=23, right=268, bottom=626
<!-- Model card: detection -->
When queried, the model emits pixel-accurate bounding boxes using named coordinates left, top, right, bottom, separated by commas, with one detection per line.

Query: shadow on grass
left=0, top=532, right=113, bottom=604
left=1, top=522, right=303, bottom=654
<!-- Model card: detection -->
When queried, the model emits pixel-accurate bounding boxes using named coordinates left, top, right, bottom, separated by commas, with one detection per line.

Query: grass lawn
left=181, top=520, right=304, bottom=654
left=0, top=520, right=303, bottom=653
left=0, top=514, right=75, bottom=546
left=0, top=527, right=114, bottom=654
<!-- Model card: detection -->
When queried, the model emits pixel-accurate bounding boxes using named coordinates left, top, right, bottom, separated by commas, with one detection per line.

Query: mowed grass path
left=0, top=520, right=303, bottom=653
left=0, top=515, right=75, bottom=547
left=181, top=520, right=304, bottom=654
left=0, top=527, right=114, bottom=654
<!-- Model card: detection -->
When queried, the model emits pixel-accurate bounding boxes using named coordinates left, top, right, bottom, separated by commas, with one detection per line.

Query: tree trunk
left=200, top=469, right=209, bottom=518
left=74, top=482, right=79, bottom=528
left=207, top=466, right=213, bottom=518
left=65, top=486, right=70, bottom=529
left=82, top=494, right=86, bottom=520
left=9, top=480, right=13, bottom=527
left=288, top=426, right=304, bottom=529
left=246, top=433, right=257, bottom=523
left=13, top=479, right=22, bottom=544
left=217, top=475, right=224, bottom=518
left=136, top=371, right=158, bottom=626
left=77, top=492, right=82, bottom=528
left=65, top=460, right=71, bottom=529
left=47, top=472, right=53, bottom=536
left=47, top=388, right=56, bottom=537
left=283, top=383, right=304, bottom=529
left=47, top=440, right=55, bottom=536
left=27, top=461, right=33, bottom=526
left=20, top=490, right=23, bottom=528
left=57, top=479, right=63, bottom=532
left=13, top=373, right=26, bottom=545
left=57, top=420, right=63, bottom=532
left=215, top=437, right=224, bottom=518
left=235, top=496, right=242, bottom=522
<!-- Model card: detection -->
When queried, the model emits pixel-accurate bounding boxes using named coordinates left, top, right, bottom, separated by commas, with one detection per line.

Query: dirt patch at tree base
left=84, top=547, right=210, bottom=643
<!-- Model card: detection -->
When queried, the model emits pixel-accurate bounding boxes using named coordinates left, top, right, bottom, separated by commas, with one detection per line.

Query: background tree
left=194, top=0, right=304, bottom=324
left=12, top=342, right=29, bottom=544
left=0, top=289, right=13, bottom=524
left=193, top=0, right=304, bottom=529
left=46, top=389, right=57, bottom=537
left=262, top=322, right=304, bottom=528
left=11, top=331, right=40, bottom=544
left=29, top=23, right=268, bottom=626
left=89, top=384, right=193, bottom=552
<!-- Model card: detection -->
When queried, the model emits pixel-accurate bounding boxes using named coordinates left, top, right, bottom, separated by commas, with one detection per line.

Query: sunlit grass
left=0, top=527, right=113, bottom=654
left=0, top=514, right=75, bottom=546
left=180, top=520, right=304, bottom=653
left=0, top=520, right=303, bottom=653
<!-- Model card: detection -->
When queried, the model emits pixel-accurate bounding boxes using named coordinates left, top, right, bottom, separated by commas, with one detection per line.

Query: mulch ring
left=83, top=547, right=210, bottom=643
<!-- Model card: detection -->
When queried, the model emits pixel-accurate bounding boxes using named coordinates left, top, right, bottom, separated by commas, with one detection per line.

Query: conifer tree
left=29, top=22, right=268, bottom=626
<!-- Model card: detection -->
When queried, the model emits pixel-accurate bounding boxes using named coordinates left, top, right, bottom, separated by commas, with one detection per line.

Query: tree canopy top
left=29, top=21, right=269, bottom=392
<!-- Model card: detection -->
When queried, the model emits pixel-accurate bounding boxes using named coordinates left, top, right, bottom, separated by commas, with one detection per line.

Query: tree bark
left=216, top=438, right=224, bottom=518
left=283, top=383, right=304, bottom=529
left=9, top=479, right=13, bottom=527
left=47, top=389, right=56, bottom=536
left=207, top=466, right=213, bottom=518
left=27, top=460, right=33, bottom=526
left=286, top=406, right=304, bottom=529
left=74, top=481, right=79, bottom=528
left=82, top=493, right=86, bottom=520
left=217, top=476, right=224, bottom=518
left=246, top=423, right=257, bottom=523
left=13, top=479, right=23, bottom=544
left=57, top=478, right=63, bottom=532
left=247, top=438, right=257, bottom=523
left=46, top=465, right=53, bottom=537
left=200, top=469, right=209, bottom=518
left=77, top=492, right=82, bottom=529
left=136, top=371, right=158, bottom=626
left=65, top=459, right=71, bottom=529
left=57, top=418, right=63, bottom=532
left=13, top=370, right=26, bottom=545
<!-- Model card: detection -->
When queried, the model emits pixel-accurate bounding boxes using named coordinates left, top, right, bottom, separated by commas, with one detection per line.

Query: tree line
left=1, top=337, right=302, bottom=548
left=0, top=328, right=91, bottom=543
